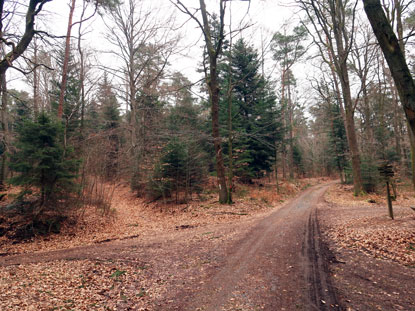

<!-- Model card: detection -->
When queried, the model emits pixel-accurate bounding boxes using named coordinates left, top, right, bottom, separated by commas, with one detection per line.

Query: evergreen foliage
left=9, top=113, right=80, bottom=210
left=292, top=143, right=305, bottom=177
left=96, top=75, right=121, bottom=179
left=328, top=102, right=348, bottom=178
left=8, top=90, right=32, bottom=131
left=271, top=25, right=308, bottom=67
left=148, top=138, right=207, bottom=203
left=360, top=157, right=381, bottom=193
left=220, top=39, right=281, bottom=182
left=147, top=73, right=208, bottom=202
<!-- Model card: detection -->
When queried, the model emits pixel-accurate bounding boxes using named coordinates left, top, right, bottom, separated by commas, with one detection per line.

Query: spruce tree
left=220, top=39, right=281, bottom=182
left=9, top=113, right=80, bottom=213
left=97, top=74, right=121, bottom=179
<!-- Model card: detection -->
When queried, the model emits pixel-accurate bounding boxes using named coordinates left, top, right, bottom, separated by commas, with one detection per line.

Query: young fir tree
left=9, top=113, right=80, bottom=212
left=148, top=72, right=208, bottom=202
left=220, top=39, right=281, bottom=182
left=97, top=74, right=121, bottom=179
left=8, top=89, right=32, bottom=132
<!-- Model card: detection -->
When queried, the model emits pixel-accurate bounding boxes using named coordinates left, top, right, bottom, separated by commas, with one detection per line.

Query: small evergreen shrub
left=8, top=113, right=80, bottom=219
left=147, top=138, right=207, bottom=203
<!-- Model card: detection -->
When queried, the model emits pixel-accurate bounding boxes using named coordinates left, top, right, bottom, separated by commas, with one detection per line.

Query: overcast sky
left=11, top=0, right=303, bottom=98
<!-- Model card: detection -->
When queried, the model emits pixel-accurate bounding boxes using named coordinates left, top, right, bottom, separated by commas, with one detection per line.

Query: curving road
left=1, top=183, right=340, bottom=311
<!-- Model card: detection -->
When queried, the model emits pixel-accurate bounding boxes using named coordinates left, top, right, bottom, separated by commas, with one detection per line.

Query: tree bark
left=363, top=0, right=415, bottom=147
left=33, top=39, right=39, bottom=117
left=300, top=0, right=363, bottom=194
left=199, top=0, right=228, bottom=203
left=281, top=69, right=287, bottom=179
left=0, top=73, right=9, bottom=189
left=331, top=2, right=363, bottom=195
left=58, top=0, right=76, bottom=119
left=288, top=80, right=294, bottom=179
left=0, top=0, right=50, bottom=75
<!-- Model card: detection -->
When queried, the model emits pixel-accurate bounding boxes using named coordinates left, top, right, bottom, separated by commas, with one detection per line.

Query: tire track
left=185, top=182, right=341, bottom=311
left=303, top=205, right=341, bottom=310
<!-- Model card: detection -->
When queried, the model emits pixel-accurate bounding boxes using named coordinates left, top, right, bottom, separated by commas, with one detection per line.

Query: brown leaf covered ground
left=0, top=178, right=319, bottom=255
left=0, top=178, right=325, bottom=311
left=323, top=183, right=415, bottom=266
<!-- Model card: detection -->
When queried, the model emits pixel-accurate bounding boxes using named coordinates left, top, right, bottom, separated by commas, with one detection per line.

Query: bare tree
left=57, top=0, right=117, bottom=119
left=57, top=0, right=77, bottom=119
left=298, top=0, right=363, bottom=195
left=103, top=0, right=178, bottom=194
left=0, top=0, right=53, bottom=188
left=349, top=23, right=378, bottom=159
left=363, top=0, right=415, bottom=189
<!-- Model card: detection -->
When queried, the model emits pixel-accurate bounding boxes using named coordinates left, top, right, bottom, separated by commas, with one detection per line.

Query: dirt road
left=1, top=183, right=339, bottom=310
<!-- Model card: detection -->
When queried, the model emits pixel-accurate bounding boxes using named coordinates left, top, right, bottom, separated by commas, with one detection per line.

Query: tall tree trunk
left=77, top=1, right=88, bottom=139
left=129, top=78, right=140, bottom=191
left=210, top=63, right=228, bottom=203
left=363, top=0, right=415, bottom=188
left=226, top=3, right=233, bottom=204
left=33, top=38, right=39, bottom=117
left=227, top=66, right=233, bottom=204
left=281, top=69, right=287, bottom=179
left=199, top=0, right=228, bottom=203
left=58, top=0, right=76, bottom=119
left=288, top=80, right=294, bottom=179
left=407, top=121, right=415, bottom=189
left=342, top=78, right=363, bottom=195
left=333, top=49, right=363, bottom=194
left=330, top=1, right=363, bottom=195
left=0, top=73, right=8, bottom=189
left=274, top=143, right=280, bottom=192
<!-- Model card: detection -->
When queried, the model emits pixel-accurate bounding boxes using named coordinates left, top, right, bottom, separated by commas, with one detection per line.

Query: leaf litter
left=323, top=184, right=415, bottom=266
left=0, top=178, right=322, bottom=311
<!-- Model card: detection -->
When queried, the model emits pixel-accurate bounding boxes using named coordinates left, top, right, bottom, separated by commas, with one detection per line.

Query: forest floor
left=0, top=179, right=414, bottom=310
left=321, top=183, right=415, bottom=310
left=0, top=178, right=317, bottom=255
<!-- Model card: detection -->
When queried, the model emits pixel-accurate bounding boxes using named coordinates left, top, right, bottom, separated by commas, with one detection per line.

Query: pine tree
left=97, top=75, right=121, bottom=179
left=220, top=39, right=281, bottom=182
left=9, top=113, right=80, bottom=214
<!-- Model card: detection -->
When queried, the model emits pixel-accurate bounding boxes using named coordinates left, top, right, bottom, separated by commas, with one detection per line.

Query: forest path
left=0, top=183, right=339, bottom=311
left=183, top=182, right=339, bottom=311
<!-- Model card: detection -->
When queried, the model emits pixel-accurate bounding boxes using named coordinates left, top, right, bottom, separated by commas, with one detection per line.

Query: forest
left=0, top=0, right=413, bottom=230
left=1, top=0, right=415, bottom=310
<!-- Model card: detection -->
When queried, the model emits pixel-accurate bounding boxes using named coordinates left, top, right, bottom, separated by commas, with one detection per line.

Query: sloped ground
left=0, top=178, right=317, bottom=256
left=0, top=179, right=329, bottom=311
left=320, top=184, right=415, bottom=310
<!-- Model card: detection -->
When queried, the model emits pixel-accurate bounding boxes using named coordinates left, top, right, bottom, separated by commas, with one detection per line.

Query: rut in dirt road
left=184, top=183, right=341, bottom=311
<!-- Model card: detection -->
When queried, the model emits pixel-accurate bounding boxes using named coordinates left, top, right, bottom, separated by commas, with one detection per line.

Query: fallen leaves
left=0, top=258, right=149, bottom=310
left=1, top=179, right=318, bottom=256
left=323, top=184, right=415, bottom=266
left=0, top=178, right=325, bottom=310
